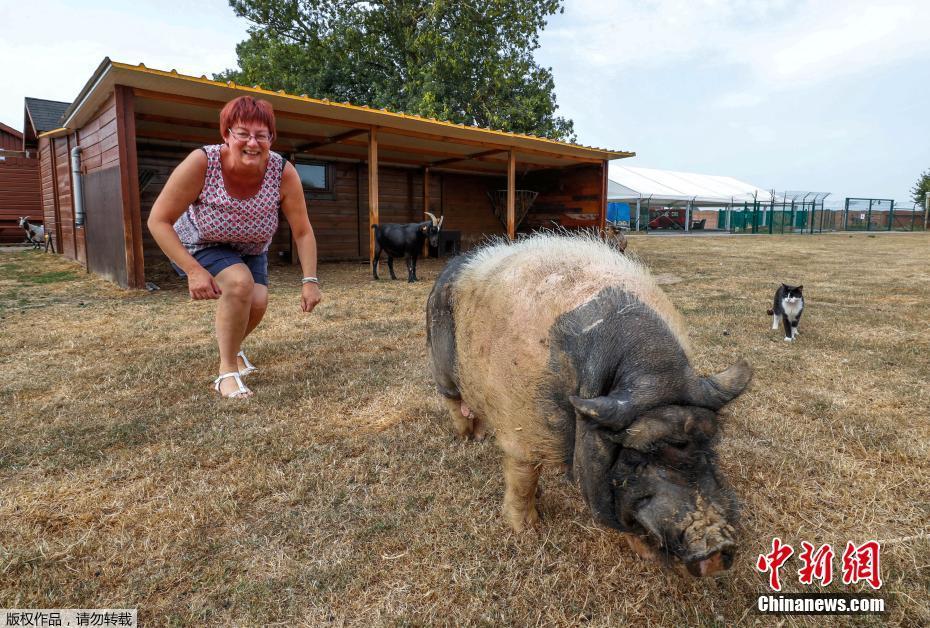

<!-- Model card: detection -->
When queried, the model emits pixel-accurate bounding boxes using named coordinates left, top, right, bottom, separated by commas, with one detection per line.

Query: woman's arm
left=280, top=162, right=322, bottom=313
left=146, top=150, right=220, bottom=299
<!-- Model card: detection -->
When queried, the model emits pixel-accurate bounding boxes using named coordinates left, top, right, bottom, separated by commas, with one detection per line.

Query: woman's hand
left=301, top=282, right=322, bottom=313
left=188, top=267, right=222, bottom=300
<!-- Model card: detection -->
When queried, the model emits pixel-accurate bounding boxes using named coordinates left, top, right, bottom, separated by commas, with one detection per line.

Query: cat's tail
left=766, top=309, right=775, bottom=315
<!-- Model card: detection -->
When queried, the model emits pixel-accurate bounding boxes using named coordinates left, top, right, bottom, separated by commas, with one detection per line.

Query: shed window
left=295, top=162, right=329, bottom=191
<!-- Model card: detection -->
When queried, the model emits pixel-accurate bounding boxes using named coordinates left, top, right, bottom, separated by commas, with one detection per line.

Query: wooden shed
left=0, top=119, right=42, bottom=243
left=37, top=58, right=634, bottom=288
left=21, top=98, right=72, bottom=249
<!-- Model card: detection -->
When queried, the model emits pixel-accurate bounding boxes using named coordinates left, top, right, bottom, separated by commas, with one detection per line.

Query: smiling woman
left=146, top=96, right=323, bottom=399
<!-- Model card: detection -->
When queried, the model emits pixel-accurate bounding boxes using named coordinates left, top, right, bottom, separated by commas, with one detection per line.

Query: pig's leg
left=443, top=396, right=473, bottom=439
left=444, top=397, right=487, bottom=441
left=502, top=455, right=541, bottom=532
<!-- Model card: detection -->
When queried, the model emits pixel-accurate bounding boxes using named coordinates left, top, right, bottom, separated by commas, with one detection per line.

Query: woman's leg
left=236, top=284, right=268, bottom=373
left=244, top=284, right=268, bottom=338
left=214, top=264, right=255, bottom=396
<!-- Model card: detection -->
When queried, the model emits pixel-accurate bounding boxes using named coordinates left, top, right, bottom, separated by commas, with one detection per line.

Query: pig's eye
left=666, top=439, right=689, bottom=450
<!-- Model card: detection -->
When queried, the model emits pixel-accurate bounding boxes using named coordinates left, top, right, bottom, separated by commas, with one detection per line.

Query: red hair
left=219, top=96, right=276, bottom=140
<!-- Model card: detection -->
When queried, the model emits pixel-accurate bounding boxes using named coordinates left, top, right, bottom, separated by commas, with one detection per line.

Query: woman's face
left=225, top=120, right=272, bottom=168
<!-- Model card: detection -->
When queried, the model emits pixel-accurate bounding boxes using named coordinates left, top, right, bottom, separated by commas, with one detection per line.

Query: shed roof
left=608, top=165, right=773, bottom=206
left=0, top=121, right=23, bottom=139
left=24, top=97, right=71, bottom=133
left=42, top=58, right=633, bottom=175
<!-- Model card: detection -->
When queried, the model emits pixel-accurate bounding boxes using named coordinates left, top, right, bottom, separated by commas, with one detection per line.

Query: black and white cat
left=768, top=284, right=804, bottom=342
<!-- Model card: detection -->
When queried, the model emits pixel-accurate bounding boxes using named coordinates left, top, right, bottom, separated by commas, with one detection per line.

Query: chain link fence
left=627, top=195, right=927, bottom=234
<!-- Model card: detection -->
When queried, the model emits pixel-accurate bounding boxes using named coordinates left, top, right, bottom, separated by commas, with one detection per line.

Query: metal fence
left=628, top=197, right=927, bottom=234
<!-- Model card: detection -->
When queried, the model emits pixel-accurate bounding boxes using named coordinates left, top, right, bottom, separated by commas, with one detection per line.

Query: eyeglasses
left=228, top=128, right=273, bottom=144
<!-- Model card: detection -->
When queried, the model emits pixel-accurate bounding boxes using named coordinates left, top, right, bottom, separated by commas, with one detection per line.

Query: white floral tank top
left=174, top=144, right=284, bottom=256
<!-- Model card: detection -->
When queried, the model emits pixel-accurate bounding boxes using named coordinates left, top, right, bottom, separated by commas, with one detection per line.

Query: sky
left=2, top=0, right=928, bottom=205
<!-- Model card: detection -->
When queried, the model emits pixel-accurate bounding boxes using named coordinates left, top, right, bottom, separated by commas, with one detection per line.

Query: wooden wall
left=39, top=137, right=60, bottom=250
left=0, top=152, right=42, bottom=243
left=522, top=164, right=604, bottom=230
left=79, top=93, right=120, bottom=175
left=51, top=134, right=79, bottom=262
left=0, top=129, right=22, bottom=151
left=40, top=93, right=124, bottom=271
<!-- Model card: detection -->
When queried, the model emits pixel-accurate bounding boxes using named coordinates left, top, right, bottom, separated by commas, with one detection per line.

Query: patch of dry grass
left=1, top=233, right=928, bottom=626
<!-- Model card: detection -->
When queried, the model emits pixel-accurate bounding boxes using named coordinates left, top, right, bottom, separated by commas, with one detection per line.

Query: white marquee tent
left=608, top=165, right=773, bottom=230
left=609, top=165, right=773, bottom=205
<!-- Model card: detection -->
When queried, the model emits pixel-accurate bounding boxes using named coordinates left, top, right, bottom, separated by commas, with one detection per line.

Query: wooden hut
left=0, top=118, right=43, bottom=243
left=22, top=98, right=72, bottom=249
left=37, top=58, right=634, bottom=288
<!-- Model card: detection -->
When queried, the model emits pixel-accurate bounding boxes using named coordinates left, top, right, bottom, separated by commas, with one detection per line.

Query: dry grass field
left=1, top=232, right=928, bottom=626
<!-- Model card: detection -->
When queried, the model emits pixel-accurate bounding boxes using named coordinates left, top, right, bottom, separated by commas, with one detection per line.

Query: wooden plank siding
left=39, top=137, right=61, bottom=250
left=0, top=153, right=42, bottom=242
left=1, top=128, right=23, bottom=151
left=52, top=135, right=76, bottom=260
left=521, top=164, right=604, bottom=230
left=78, top=93, right=119, bottom=176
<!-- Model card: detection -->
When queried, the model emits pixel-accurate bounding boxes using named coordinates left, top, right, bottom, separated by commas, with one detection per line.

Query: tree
left=911, top=169, right=930, bottom=208
left=216, top=0, right=575, bottom=141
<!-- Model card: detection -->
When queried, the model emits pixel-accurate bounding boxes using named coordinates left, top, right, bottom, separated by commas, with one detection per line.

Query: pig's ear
left=570, top=393, right=637, bottom=430
left=692, top=359, right=752, bottom=409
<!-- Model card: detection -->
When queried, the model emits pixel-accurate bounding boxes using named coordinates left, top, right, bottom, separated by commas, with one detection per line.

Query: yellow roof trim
left=110, top=60, right=633, bottom=159
left=37, top=127, right=69, bottom=139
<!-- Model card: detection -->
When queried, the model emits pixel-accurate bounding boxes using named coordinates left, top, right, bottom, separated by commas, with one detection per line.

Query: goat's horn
left=437, top=215, right=444, bottom=229
left=425, top=212, right=438, bottom=226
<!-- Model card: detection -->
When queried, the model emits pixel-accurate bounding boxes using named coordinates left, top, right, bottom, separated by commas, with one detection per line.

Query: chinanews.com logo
left=754, top=538, right=886, bottom=615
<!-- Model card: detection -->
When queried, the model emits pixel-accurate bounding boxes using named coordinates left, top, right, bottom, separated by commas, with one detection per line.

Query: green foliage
left=911, top=169, right=930, bottom=207
left=216, top=0, right=575, bottom=141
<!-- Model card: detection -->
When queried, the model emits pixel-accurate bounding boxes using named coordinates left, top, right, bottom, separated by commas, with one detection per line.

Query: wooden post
left=423, top=166, right=430, bottom=215
left=47, top=137, right=63, bottom=254
left=288, top=153, right=299, bottom=264
left=115, top=85, right=145, bottom=289
left=507, top=150, right=516, bottom=240
left=368, top=128, right=379, bottom=266
left=600, top=160, right=608, bottom=231
left=422, top=166, right=431, bottom=258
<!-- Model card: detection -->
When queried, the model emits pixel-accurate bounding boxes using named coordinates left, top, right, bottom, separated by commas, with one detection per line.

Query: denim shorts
left=172, top=245, right=269, bottom=286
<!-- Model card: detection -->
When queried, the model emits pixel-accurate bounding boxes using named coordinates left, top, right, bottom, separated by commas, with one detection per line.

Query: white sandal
left=237, top=351, right=258, bottom=376
left=213, top=372, right=252, bottom=398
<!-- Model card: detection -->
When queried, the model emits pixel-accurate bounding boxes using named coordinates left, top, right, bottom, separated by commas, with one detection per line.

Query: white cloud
left=540, top=0, right=930, bottom=108
left=0, top=0, right=250, bottom=131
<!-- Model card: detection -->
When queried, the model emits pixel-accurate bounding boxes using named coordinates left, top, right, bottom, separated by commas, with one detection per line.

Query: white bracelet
left=301, top=276, right=321, bottom=285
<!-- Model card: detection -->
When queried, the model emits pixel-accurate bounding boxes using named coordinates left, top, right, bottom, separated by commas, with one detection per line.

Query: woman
left=148, top=95, right=322, bottom=398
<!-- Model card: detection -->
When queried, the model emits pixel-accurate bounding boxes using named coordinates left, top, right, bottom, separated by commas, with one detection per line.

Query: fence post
left=888, top=200, right=894, bottom=231
left=844, top=198, right=850, bottom=231
left=769, top=194, right=774, bottom=234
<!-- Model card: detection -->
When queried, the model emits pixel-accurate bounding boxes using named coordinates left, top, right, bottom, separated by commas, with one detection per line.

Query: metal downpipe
left=70, top=146, right=85, bottom=226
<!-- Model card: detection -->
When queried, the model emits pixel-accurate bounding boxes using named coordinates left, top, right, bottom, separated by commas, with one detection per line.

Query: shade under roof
left=608, top=165, right=773, bottom=206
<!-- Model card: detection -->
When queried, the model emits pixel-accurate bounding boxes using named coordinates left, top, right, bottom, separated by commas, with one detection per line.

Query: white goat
left=18, top=217, right=45, bottom=249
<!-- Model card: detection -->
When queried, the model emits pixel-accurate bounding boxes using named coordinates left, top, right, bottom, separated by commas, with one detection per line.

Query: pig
left=426, top=233, right=751, bottom=577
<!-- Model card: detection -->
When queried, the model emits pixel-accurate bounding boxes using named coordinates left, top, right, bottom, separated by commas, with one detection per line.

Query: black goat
left=372, top=212, right=444, bottom=282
